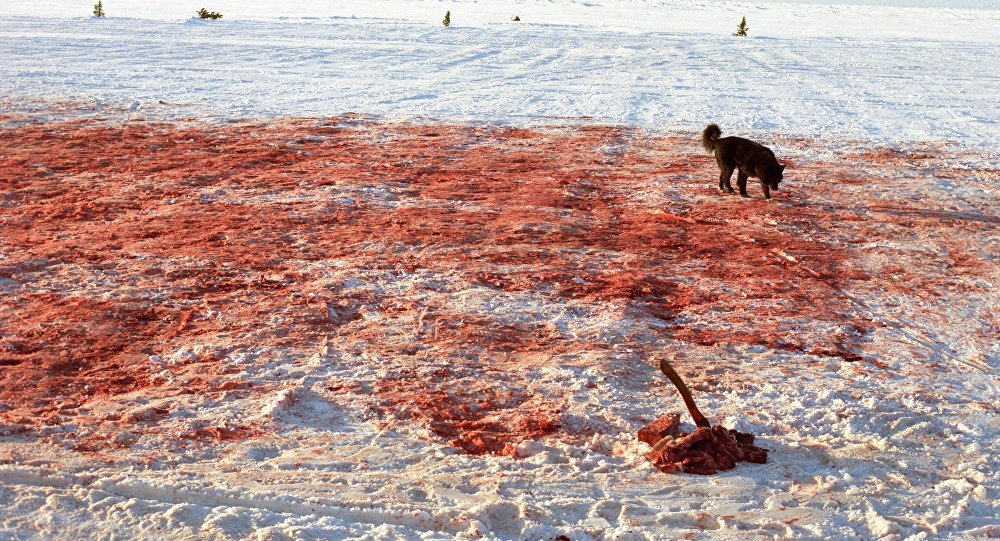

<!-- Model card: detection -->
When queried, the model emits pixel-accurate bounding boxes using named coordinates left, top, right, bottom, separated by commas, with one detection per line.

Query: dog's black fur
left=702, top=124, right=785, bottom=200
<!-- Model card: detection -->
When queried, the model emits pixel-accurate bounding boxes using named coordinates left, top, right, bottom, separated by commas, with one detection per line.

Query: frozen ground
left=1, top=1, right=999, bottom=540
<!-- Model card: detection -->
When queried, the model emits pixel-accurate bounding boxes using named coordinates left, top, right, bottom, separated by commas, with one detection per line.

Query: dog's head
left=764, top=163, right=786, bottom=190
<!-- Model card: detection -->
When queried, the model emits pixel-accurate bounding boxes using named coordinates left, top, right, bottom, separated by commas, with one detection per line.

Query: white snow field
left=1, top=1, right=1000, bottom=540
left=2, top=1, right=1000, bottom=144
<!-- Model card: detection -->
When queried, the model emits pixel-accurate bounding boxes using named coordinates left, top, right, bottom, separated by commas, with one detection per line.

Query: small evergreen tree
left=93, top=1, right=105, bottom=17
left=443, top=10, right=451, bottom=27
left=197, top=8, right=223, bottom=20
left=735, top=16, right=748, bottom=37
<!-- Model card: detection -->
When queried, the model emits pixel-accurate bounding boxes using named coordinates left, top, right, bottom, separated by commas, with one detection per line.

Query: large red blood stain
left=373, top=369, right=560, bottom=456
left=6, top=115, right=989, bottom=449
left=803, top=146, right=997, bottom=301
left=0, top=294, right=159, bottom=413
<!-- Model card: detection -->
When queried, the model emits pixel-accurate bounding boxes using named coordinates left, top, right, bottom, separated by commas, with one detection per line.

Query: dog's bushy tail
left=702, top=123, right=722, bottom=152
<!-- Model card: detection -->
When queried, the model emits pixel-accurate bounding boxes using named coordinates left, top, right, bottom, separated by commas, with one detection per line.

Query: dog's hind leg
left=718, top=166, right=735, bottom=195
left=737, top=170, right=750, bottom=198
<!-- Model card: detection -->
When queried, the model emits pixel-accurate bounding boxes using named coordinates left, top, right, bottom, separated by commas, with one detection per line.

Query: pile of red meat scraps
left=639, top=413, right=768, bottom=475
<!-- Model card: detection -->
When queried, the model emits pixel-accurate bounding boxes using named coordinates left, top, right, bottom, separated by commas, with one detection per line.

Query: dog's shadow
left=869, top=205, right=1000, bottom=225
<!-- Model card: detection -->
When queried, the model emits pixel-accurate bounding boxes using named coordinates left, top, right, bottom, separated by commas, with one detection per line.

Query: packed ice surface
left=1, top=1, right=999, bottom=540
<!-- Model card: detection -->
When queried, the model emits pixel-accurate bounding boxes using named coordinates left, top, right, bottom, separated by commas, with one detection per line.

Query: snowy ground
left=1, top=1, right=999, bottom=540
left=3, top=1, right=1000, bottom=145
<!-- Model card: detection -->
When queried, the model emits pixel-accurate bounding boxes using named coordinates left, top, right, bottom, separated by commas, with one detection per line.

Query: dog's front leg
left=760, top=180, right=772, bottom=200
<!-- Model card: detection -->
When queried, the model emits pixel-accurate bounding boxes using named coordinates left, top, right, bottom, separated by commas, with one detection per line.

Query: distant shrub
left=92, top=1, right=105, bottom=17
left=443, top=10, right=451, bottom=27
left=197, top=8, right=223, bottom=20
left=735, top=16, right=748, bottom=37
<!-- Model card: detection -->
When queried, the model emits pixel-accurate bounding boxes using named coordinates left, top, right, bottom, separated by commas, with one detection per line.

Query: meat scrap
left=643, top=424, right=768, bottom=475
left=637, top=412, right=680, bottom=446
left=643, top=358, right=768, bottom=475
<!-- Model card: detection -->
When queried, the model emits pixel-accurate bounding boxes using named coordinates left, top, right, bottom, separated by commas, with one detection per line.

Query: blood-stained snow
left=1, top=1, right=999, bottom=540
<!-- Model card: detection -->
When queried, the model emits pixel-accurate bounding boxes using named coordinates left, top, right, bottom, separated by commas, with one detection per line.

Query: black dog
left=702, top=124, right=785, bottom=200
